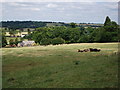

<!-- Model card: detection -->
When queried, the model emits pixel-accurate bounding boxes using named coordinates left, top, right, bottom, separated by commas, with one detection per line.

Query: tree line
left=1, top=21, right=47, bottom=29
left=1, top=16, right=119, bottom=47
left=1, top=21, right=102, bottom=30
left=1, top=21, right=66, bottom=29
left=24, top=16, right=119, bottom=45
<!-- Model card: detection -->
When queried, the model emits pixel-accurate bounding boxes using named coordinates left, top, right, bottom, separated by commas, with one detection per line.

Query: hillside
left=1, top=21, right=103, bottom=29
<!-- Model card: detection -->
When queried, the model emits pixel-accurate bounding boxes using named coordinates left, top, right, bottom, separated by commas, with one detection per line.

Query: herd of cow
left=78, top=48, right=101, bottom=52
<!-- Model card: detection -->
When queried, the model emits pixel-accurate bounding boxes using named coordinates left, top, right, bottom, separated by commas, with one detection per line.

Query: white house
left=18, top=41, right=35, bottom=47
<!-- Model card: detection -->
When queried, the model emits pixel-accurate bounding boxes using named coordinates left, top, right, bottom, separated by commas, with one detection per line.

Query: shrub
left=78, top=35, right=90, bottom=43
left=2, top=36, right=7, bottom=47
left=14, top=38, right=19, bottom=45
left=51, top=37, right=65, bottom=45
left=40, top=38, right=52, bottom=45
left=9, top=39, right=14, bottom=45
left=32, top=43, right=37, bottom=46
left=65, top=41, right=71, bottom=44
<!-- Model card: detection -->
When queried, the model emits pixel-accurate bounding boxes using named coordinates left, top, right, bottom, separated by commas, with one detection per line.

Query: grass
left=2, top=43, right=118, bottom=88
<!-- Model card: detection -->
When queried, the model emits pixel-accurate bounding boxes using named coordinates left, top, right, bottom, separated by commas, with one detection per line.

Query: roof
left=22, top=41, right=35, bottom=44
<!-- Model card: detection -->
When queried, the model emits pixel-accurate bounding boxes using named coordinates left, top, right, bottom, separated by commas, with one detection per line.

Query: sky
left=0, top=1, right=119, bottom=23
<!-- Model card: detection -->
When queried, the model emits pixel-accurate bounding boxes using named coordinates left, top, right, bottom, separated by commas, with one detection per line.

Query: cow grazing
left=89, top=48, right=101, bottom=52
left=78, top=49, right=84, bottom=52
left=78, top=49, right=89, bottom=52
left=78, top=48, right=101, bottom=53
left=83, top=49, right=90, bottom=52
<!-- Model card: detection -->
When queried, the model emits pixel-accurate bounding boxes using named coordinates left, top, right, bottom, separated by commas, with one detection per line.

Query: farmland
left=2, top=43, right=118, bottom=88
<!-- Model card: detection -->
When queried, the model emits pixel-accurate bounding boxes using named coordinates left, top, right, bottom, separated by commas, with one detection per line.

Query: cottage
left=18, top=41, right=35, bottom=47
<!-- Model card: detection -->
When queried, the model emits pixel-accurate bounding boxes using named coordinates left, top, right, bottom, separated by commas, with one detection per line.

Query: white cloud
left=30, top=8, right=40, bottom=11
left=21, top=7, right=41, bottom=11
left=9, top=2, right=31, bottom=7
left=46, top=3, right=57, bottom=8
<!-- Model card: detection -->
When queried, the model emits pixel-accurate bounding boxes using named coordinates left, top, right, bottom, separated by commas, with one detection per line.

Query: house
left=5, top=32, right=28, bottom=37
left=18, top=41, right=35, bottom=47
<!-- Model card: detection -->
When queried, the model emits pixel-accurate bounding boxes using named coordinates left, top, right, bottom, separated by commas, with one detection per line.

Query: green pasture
left=2, top=43, right=118, bottom=88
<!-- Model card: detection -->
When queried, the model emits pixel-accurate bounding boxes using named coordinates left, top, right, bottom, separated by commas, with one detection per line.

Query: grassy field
left=2, top=43, right=118, bottom=88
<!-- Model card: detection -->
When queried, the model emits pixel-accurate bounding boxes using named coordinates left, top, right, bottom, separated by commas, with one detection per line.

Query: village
left=2, top=31, right=34, bottom=48
left=1, top=21, right=104, bottom=48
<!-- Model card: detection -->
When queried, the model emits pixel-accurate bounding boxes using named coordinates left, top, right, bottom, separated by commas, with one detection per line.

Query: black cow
left=83, top=49, right=89, bottom=52
left=89, top=48, right=101, bottom=52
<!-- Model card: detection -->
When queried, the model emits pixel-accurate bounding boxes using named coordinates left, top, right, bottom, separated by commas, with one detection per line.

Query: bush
left=31, top=43, right=37, bottom=46
left=51, top=38, right=65, bottom=45
left=14, top=38, right=19, bottom=45
left=65, top=41, right=71, bottom=44
left=78, top=35, right=90, bottom=43
left=40, top=38, right=52, bottom=45
left=9, top=39, right=14, bottom=45
left=2, top=36, right=7, bottom=47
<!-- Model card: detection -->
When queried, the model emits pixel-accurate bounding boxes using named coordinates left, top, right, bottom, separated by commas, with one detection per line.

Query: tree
left=104, top=16, right=111, bottom=26
left=70, top=22, right=76, bottom=28
left=9, top=39, right=14, bottom=45
left=102, top=16, right=118, bottom=42
left=51, top=37, right=65, bottom=45
left=78, top=35, right=90, bottom=43
left=9, top=30, right=14, bottom=37
left=15, top=38, right=18, bottom=42
left=40, top=38, right=52, bottom=45
left=89, top=28, right=98, bottom=42
left=14, top=38, right=19, bottom=45
left=2, top=36, right=7, bottom=47
left=9, top=30, right=17, bottom=37
left=0, top=29, right=7, bottom=47
left=111, top=21, right=118, bottom=26
left=27, top=29, right=31, bottom=34
left=69, top=28, right=81, bottom=43
left=94, top=27, right=113, bottom=42
left=18, top=30, right=22, bottom=37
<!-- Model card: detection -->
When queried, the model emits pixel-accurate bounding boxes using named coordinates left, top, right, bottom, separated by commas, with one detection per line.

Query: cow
left=83, top=49, right=90, bottom=52
left=78, top=48, right=101, bottom=53
left=78, top=49, right=84, bottom=52
left=89, top=48, right=101, bottom=52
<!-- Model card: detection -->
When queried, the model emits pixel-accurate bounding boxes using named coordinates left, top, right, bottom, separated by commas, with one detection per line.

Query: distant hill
left=0, top=21, right=103, bottom=29
left=1, top=21, right=47, bottom=29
